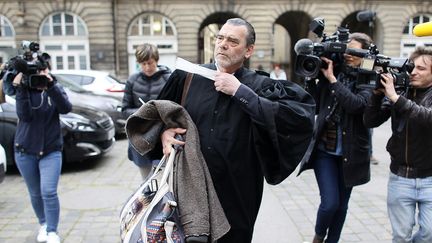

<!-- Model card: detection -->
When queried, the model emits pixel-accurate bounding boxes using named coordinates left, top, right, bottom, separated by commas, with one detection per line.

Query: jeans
left=313, top=150, right=353, bottom=243
left=15, top=151, right=62, bottom=233
left=387, top=172, right=432, bottom=243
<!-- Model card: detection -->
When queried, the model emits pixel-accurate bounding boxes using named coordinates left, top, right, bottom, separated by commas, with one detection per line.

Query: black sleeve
left=330, top=81, right=372, bottom=114
left=363, top=92, right=390, bottom=128
left=252, top=78, right=316, bottom=184
left=122, top=79, right=138, bottom=118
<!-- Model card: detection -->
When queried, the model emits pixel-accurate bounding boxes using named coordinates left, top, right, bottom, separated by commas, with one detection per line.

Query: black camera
left=2, top=41, right=50, bottom=92
left=354, top=45, right=414, bottom=92
left=294, top=18, right=350, bottom=79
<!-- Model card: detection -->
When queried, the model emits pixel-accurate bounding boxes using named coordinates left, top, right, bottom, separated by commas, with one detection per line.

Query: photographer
left=11, top=66, right=72, bottom=243
left=363, top=46, right=432, bottom=243
left=299, top=32, right=373, bottom=243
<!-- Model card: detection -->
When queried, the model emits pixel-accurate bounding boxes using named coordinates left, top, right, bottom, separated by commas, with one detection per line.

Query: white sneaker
left=47, top=232, right=61, bottom=243
left=36, top=224, right=47, bottom=242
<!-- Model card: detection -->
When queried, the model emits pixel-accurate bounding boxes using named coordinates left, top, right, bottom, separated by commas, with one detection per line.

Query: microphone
left=413, top=21, right=432, bottom=37
left=356, top=10, right=376, bottom=22
left=294, top=38, right=314, bottom=55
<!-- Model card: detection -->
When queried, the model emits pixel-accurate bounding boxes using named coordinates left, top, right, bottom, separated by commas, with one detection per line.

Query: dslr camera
left=294, top=18, right=350, bottom=79
left=2, top=41, right=50, bottom=91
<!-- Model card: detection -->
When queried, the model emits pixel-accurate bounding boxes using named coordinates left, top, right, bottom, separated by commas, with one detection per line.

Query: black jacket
left=121, top=65, right=171, bottom=118
left=153, top=66, right=315, bottom=232
left=364, top=87, right=432, bottom=178
left=299, top=72, right=372, bottom=187
left=15, top=82, right=72, bottom=156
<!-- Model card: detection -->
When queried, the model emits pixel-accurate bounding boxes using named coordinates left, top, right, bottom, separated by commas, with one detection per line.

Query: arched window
left=401, top=14, right=432, bottom=58
left=0, top=15, right=16, bottom=64
left=39, top=12, right=89, bottom=70
left=127, top=13, right=178, bottom=75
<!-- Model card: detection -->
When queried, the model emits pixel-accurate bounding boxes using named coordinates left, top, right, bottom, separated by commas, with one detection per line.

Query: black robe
left=152, top=63, right=315, bottom=235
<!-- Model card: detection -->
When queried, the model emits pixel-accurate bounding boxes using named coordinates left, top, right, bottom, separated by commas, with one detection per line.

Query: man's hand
left=214, top=72, right=241, bottom=96
left=320, top=57, right=337, bottom=83
left=380, top=73, right=399, bottom=103
left=161, top=128, right=186, bottom=156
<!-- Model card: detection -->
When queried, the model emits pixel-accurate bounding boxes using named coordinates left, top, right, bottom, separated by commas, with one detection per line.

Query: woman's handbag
left=120, top=146, right=185, bottom=243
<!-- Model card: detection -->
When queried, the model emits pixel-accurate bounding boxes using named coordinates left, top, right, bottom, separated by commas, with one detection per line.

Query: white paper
left=175, top=57, right=217, bottom=81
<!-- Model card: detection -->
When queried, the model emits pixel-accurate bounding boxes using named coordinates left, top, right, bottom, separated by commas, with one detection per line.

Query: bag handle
left=180, top=72, right=193, bottom=106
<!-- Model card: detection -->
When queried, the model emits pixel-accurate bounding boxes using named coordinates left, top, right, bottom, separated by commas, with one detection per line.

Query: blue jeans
left=387, top=172, right=432, bottom=243
left=313, top=150, right=353, bottom=243
left=15, top=151, right=62, bottom=233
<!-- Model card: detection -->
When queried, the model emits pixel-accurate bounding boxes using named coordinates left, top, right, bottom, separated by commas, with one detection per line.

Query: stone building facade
left=0, top=0, right=430, bottom=80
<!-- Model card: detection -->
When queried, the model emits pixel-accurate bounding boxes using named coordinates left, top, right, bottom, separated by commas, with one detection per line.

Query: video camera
left=294, top=18, right=414, bottom=93
left=355, top=44, right=414, bottom=92
left=294, top=18, right=350, bottom=79
left=2, top=41, right=50, bottom=91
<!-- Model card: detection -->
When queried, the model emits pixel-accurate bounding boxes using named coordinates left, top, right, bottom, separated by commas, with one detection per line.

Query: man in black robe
left=156, top=18, right=315, bottom=242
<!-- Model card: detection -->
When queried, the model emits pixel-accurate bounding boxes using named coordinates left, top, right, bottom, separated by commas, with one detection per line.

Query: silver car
left=51, top=70, right=125, bottom=99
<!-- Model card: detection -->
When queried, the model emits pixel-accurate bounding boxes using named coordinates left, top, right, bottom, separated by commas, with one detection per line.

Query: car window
left=59, top=74, right=94, bottom=85
left=55, top=75, right=88, bottom=93
left=108, top=74, right=125, bottom=84
left=81, top=76, right=95, bottom=85
left=59, top=74, right=82, bottom=84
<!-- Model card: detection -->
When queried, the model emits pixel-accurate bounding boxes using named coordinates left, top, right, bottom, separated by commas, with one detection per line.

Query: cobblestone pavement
left=0, top=122, right=394, bottom=243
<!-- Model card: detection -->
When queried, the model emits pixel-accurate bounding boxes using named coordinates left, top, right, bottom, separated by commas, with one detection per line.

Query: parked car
left=55, top=74, right=126, bottom=134
left=0, top=95, right=115, bottom=168
left=51, top=70, right=125, bottom=99
left=0, top=144, right=6, bottom=183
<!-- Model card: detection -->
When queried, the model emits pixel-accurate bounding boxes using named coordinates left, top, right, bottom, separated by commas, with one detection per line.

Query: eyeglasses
left=215, top=34, right=240, bottom=47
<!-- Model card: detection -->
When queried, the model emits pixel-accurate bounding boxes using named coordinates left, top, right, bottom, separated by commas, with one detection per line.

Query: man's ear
left=245, top=44, right=255, bottom=59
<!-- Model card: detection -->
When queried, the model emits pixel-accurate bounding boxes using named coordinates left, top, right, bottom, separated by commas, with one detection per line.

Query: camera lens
left=303, top=60, right=317, bottom=72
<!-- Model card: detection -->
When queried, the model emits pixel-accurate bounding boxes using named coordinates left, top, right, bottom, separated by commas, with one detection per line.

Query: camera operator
left=299, top=32, right=373, bottom=243
left=363, top=46, right=432, bottom=243
left=11, top=66, right=72, bottom=243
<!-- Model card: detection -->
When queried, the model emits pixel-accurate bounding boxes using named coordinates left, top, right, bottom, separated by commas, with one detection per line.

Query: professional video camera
left=294, top=18, right=350, bottom=79
left=354, top=44, right=414, bottom=92
left=2, top=41, right=50, bottom=91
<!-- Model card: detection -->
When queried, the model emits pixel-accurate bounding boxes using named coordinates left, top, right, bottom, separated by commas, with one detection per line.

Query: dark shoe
left=312, top=234, right=324, bottom=243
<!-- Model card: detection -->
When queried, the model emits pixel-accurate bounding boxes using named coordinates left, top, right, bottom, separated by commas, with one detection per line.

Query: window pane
left=79, top=55, right=86, bottom=70
left=65, top=25, right=74, bottom=35
left=53, top=26, right=62, bottom=35
left=4, top=26, right=12, bottom=36
left=130, top=23, right=138, bottom=35
left=165, top=20, right=173, bottom=35
left=52, top=14, right=61, bottom=24
left=68, top=56, right=75, bottom=69
left=41, top=22, right=50, bottom=35
left=413, top=16, right=420, bottom=24
left=77, top=21, right=86, bottom=35
left=403, top=26, right=409, bottom=34
left=142, top=26, right=150, bottom=35
left=142, top=15, right=150, bottom=24
left=45, top=45, right=62, bottom=51
left=424, top=16, right=430, bottom=23
left=65, top=14, right=73, bottom=23
left=68, top=45, right=85, bottom=50
left=56, top=56, right=63, bottom=69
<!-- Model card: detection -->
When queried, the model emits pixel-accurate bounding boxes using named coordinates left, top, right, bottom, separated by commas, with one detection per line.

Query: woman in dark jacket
left=13, top=69, right=72, bottom=243
left=298, top=33, right=373, bottom=243
left=122, top=43, right=171, bottom=180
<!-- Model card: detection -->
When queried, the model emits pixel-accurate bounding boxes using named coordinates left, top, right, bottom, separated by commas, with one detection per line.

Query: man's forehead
left=219, top=24, right=247, bottom=37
